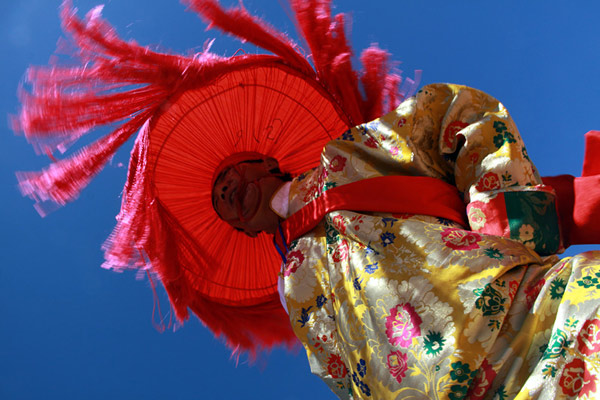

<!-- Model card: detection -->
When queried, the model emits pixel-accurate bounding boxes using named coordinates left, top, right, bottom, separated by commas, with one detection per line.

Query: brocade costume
left=276, top=84, right=600, bottom=399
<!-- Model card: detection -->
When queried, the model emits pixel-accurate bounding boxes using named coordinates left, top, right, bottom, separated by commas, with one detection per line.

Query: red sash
left=279, top=130, right=600, bottom=248
left=280, top=175, right=468, bottom=245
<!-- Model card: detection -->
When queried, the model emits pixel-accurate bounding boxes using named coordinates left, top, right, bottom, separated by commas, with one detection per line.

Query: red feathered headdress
left=13, top=0, right=419, bottom=356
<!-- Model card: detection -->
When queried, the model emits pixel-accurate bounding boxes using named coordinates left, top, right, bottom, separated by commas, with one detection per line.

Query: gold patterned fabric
left=280, top=84, right=600, bottom=399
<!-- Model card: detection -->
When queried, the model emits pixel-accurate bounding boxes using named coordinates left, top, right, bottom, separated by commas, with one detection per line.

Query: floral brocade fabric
left=281, top=84, right=600, bottom=399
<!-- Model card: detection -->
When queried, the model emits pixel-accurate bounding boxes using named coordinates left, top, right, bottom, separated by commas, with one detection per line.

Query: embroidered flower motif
left=449, top=384, right=469, bottom=400
left=386, top=351, right=408, bottom=384
left=329, top=155, right=347, bottom=172
left=332, top=215, right=346, bottom=235
left=341, top=129, right=354, bottom=141
left=577, top=319, right=600, bottom=356
left=331, top=239, right=349, bottom=263
left=397, top=117, right=407, bottom=127
left=364, top=136, right=378, bottom=148
left=504, top=131, right=516, bottom=143
left=380, top=231, right=396, bottom=247
left=559, top=358, right=597, bottom=397
left=519, top=224, right=535, bottom=242
left=356, top=359, right=367, bottom=378
left=297, top=306, right=313, bottom=327
left=493, top=120, right=507, bottom=133
left=468, top=207, right=487, bottom=231
left=542, top=329, right=569, bottom=360
left=326, top=354, right=348, bottom=379
left=303, top=184, right=320, bottom=203
left=325, top=220, right=340, bottom=245
left=365, top=262, right=378, bottom=274
left=475, top=172, right=501, bottom=192
left=494, top=385, right=507, bottom=400
left=423, top=331, right=446, bottom=356
left=484, top=247, right=504, bottom=260
left=475, top=284, right=506, bottom=316
left=437, top=217, right=454, bottom=226
left=382, top=217, right=397, bottom=227
left=390, top=146, right=400, bottom=156
left=493, top=134, right=505, bottom=149
left=443, top=120, right=469, bottom=148
left=549, top=278, right=566, bottom=300
left=441, top=227, right=482, bottom=251
left=466, top=359, right=497, bottom=400
left=577, top=276, right=599, bottom=289
left=322, top=182, right=336, bottom=192
left=285, top=249, right=318, bottom=303
left=316, top=294, right=327, bottom=308
left=450, top=361, right=473, bottom=383
left=351, top=372, right=371, bottom=396
left=284, top=250, right=304, bottom=277
left=385, top=303, right=422, bottom=347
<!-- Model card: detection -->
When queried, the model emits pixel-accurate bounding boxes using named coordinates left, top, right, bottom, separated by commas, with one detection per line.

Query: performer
left=212, top=83, right=600, bottom=399
left=14, top=1, right=600, bottom=398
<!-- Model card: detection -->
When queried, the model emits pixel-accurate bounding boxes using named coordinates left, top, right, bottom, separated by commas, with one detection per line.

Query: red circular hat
left=14, top=0, right=418, bottom=355
left=144, top=61, right=349, bottom=350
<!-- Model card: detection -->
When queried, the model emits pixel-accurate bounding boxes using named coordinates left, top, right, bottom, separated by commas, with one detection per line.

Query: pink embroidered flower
left=397, top=117, right=407, bottom=127
left=390, top=146, right=400, bottom=156
left=475, top=172, right=501, bottom=192
left=443, top=120, right=468, bottom=148
left=386, top=351, right=409, bottom=384
left=329, top=155, right=347, bottom=172
left=441, top=227, right=482, bottom=251
left=578, top=319, right=600, bottom=356
left=364, top=137, right=378, bottom=148
left=466, top=359, right=497, bottom=400
left=385, top=303, right=422, bottom=347
left=559, top=358, right=597, bottom=398
left=326, top=354, right=348, bottom=379
left=332, top=239, right=349, bottom=262
left=284, top=250, right=304, bottom=277
left=332, top=215, right=346, bottom=235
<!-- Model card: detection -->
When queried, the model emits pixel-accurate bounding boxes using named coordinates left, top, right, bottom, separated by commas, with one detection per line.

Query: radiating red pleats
left=14, top=0, right=419, bottom=356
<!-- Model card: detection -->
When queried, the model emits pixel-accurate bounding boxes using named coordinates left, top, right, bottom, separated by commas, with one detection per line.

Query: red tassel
left=184, top=0, right=313, bottom=74
left=291, top=1, right=362, bottom=124
left=102, top=120, right=153, bottom=270
left=15, top=0, right=417, bottom=356
left=360, top=47, right=391, bottom=120
left=17, top=109, right=154, bottom=216
left=290, top=0, right=417, bottom=125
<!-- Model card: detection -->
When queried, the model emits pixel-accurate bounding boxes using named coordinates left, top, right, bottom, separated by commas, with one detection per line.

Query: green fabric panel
left=506, top=191, right=560, bottom=255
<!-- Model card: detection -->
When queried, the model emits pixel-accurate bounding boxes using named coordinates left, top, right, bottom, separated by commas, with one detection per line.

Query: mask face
left=212, top=159, right=276, bottom=235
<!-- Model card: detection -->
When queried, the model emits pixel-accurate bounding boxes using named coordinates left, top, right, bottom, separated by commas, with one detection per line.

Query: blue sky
left=2, top=1, right=599, bottom=399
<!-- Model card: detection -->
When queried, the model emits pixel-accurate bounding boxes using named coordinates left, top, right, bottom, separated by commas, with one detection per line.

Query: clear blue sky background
left=2, top=1, right=599, bottom=399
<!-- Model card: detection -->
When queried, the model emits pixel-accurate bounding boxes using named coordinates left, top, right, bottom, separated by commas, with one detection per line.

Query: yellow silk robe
left=279, top=84, right=600, bottom=399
